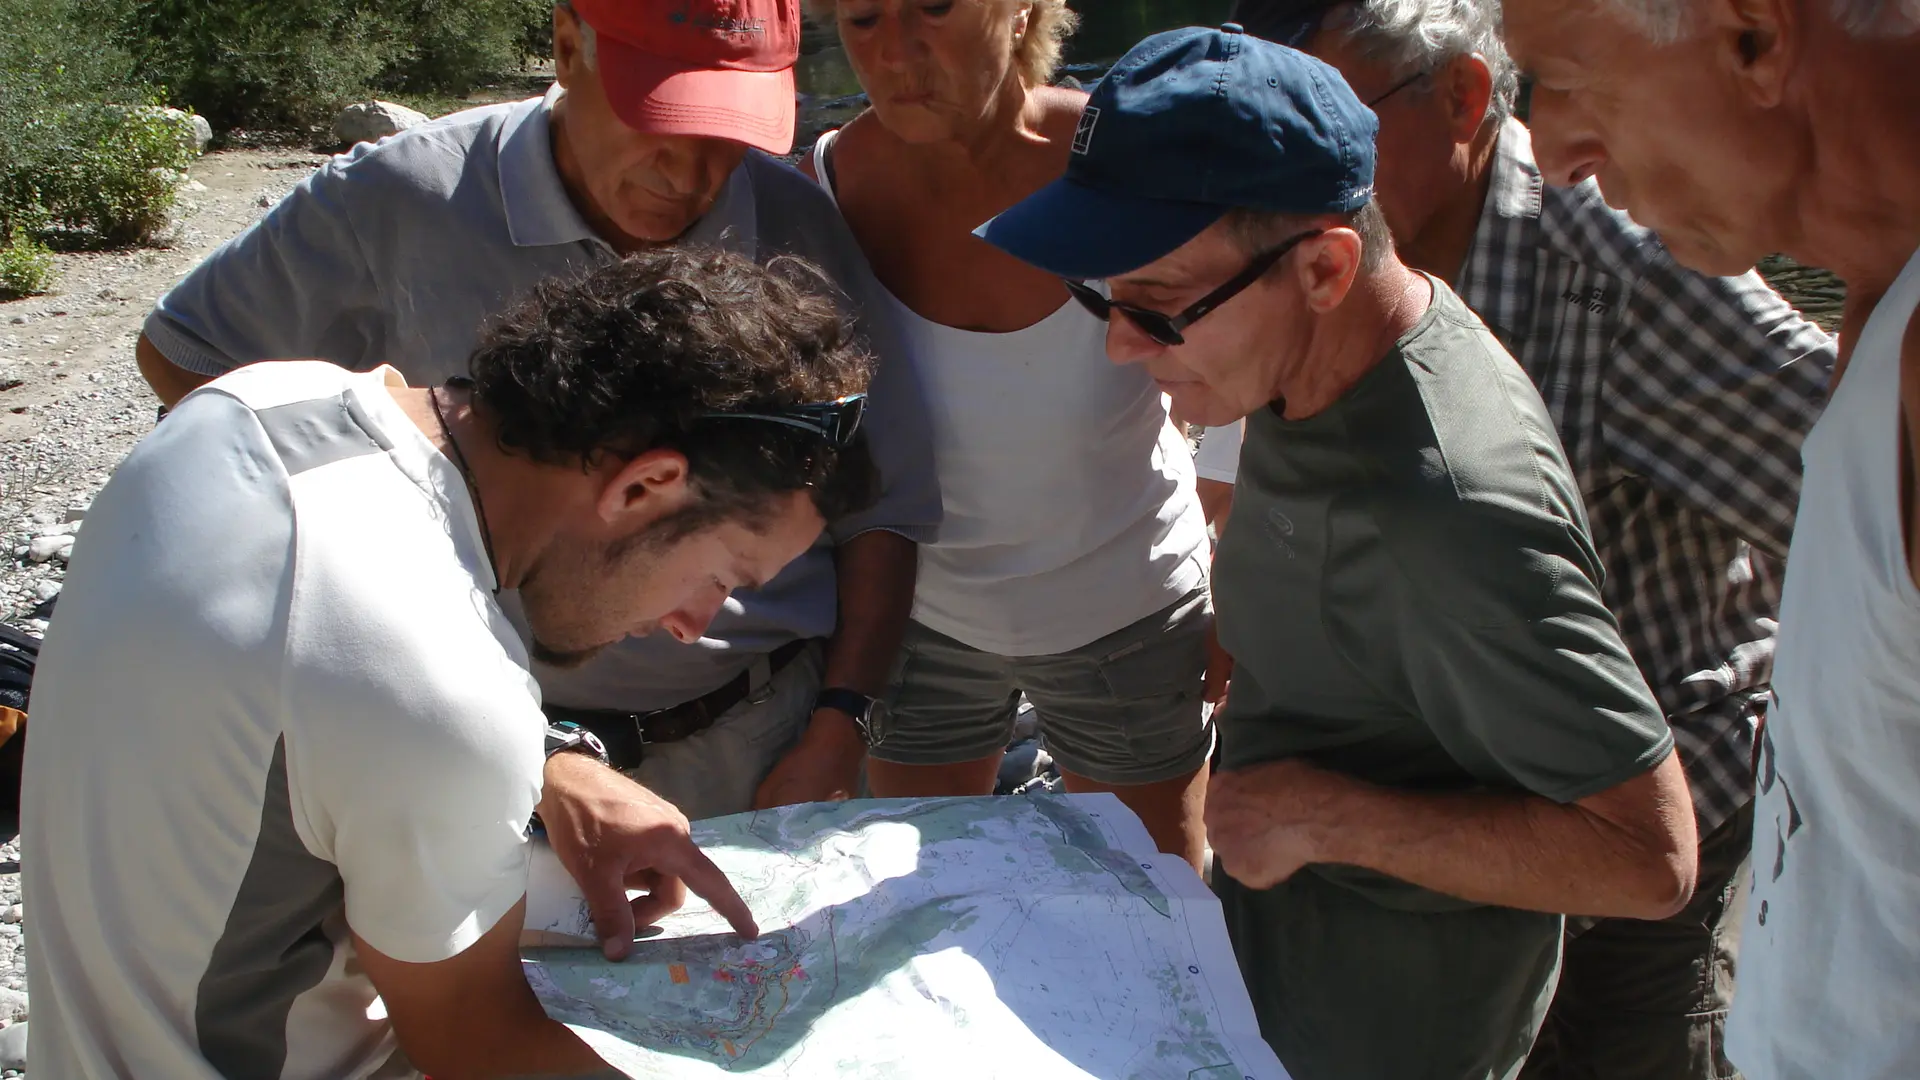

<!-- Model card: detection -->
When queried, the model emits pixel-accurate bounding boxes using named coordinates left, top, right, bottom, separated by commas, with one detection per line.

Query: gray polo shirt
left=144, top=87, right=940, bottom=710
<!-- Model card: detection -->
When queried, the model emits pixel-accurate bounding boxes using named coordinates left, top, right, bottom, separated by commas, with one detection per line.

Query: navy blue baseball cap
left=976, top=23, right=1378, bottom=281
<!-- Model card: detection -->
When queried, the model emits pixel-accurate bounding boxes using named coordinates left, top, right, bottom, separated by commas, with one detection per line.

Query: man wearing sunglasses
left=1187, top=3, right=1835, bottom=1076
left=23, top=249, right=875, bottom=1078
left=981, top=25, right=1697, bottom=1079
left=127, top=0, right=940, bottom=952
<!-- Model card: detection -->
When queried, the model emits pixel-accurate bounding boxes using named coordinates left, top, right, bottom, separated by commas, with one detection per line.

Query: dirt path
left=0, top=148, right=326, bottom=625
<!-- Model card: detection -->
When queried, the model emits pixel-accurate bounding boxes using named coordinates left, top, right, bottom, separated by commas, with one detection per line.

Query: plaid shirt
left=1459, top=121, right=1834, bottom=835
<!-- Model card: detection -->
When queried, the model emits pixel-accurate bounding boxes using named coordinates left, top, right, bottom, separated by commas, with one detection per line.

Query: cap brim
left=975, top=177, right=1227, bottom=281
left=598, top=37, right=796, bottom=155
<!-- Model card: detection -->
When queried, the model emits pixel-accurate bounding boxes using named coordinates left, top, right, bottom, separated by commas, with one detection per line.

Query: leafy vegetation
left=103, top=0, right=555, bottom=133
left=0, top=0, right=555, bottom=297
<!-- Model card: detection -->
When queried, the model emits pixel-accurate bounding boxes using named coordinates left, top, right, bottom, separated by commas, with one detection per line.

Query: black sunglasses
left=1064, top=229, right=1326, bottom=347
left=699, top=392, right=867, bottom=448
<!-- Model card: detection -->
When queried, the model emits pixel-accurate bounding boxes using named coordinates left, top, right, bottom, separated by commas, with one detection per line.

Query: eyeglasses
left=699, top=392, right=867, bottom=448
left=1366, top=70, right=1429, bottom=108
left=1063, top=229, right=1326, bottom=347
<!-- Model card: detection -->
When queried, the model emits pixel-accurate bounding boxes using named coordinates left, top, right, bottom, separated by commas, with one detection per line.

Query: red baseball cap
left=570, top=0, right=800, bottom=155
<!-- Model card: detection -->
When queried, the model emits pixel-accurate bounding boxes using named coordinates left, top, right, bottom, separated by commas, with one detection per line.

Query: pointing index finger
left=669, top=844, right=759, bottom=940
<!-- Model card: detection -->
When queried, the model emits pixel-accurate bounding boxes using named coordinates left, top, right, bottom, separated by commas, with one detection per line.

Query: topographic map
left=520, top=793, right=1288, bottom=1079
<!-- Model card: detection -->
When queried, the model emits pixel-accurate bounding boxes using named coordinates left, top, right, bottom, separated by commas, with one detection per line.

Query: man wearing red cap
left=129, top=0, right=937, bottom=965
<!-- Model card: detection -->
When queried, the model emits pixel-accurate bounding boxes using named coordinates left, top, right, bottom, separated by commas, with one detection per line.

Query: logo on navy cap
left=1071, top=106, right=1100, bottom=155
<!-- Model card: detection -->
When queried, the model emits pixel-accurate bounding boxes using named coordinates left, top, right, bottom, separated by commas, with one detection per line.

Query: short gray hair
left=1223, top=202, right=1397, bottom=273
left=1322, top=0, right=1521, bottom=123
left=1603, top=0, right=1919, bottom=41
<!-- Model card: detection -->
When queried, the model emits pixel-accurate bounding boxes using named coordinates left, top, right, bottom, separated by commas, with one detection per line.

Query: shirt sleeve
left=282, top=537, right=543, bottom=965
left=144, top=149, right=390, bottom=377
left=1194, top=421, right=1244, bottom=483
left=1603, top=254, right=1833, bottom=559
left=1380, top=505, right=1676, bottom=804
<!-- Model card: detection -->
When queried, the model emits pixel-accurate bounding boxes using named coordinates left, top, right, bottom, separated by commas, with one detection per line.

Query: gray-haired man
left=1501, top=0, right=1920, bottom=1075
left=1195, top=1, right=1835, bottom=1075
left=985, top=24, right=1699, bottom=1080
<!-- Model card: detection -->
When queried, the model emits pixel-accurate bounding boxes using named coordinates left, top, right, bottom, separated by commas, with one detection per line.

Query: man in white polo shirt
left=24, top=248, right=877, bottom=1077
left=133, top=0, right=938, bottom=828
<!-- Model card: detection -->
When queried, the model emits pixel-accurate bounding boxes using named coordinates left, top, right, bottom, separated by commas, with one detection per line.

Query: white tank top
left=811, top=130, right=1207, bottom=655
left=1725, top=243, right=1920, bottom=1078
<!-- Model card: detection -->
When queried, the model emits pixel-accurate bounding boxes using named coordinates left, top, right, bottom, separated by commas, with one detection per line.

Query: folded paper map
left=522, top=793, right=1288, bottom=1079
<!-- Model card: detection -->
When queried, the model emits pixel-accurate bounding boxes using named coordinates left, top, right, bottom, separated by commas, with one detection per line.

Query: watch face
left=862, top=698, right=891, bottom=748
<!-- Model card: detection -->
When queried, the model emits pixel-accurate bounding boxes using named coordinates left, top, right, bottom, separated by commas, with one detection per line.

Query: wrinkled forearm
left=1308, top=754, right=1697, bottom=920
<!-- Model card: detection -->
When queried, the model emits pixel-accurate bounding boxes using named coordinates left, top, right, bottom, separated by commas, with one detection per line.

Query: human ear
left=1445, top=54, right=1497, bottom=143
left=553, top=5, right=586, bottom=89
left=598, top=449, right=693, bottom=526
left=1294, top=229, right=1365, bottom=314
left=1707, top=0, right=1796, bottom=108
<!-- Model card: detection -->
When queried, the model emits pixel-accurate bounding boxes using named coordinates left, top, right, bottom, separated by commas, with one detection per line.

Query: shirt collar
left=1481, top=116, right=1545, bottom=227
left=496, top=83, right=757, bottom=258
left=498, top=85, right=599, bottom=249
left=1457, top=118, right=1549, bottom=345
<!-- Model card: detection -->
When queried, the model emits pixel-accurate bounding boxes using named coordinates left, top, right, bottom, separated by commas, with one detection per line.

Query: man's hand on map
left=752, top=707, right=867, bottom=809
left=1205, top=758, right=1354, bottom=889
left=538, top=752, right=760, bottom=960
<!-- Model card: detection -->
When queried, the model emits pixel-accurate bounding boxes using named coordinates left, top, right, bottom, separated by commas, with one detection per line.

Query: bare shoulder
left=1032, top=84, right=1091, bottom=139
left=820, top=109, right=892, bottom=175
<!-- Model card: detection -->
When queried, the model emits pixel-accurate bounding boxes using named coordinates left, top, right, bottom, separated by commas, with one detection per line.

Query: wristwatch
left=814, top=688, right=889, bottom=747
left=544, top=719, right=610, bottom=766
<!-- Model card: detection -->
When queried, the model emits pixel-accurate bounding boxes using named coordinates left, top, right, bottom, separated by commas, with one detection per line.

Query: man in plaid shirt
left=1199, top=1, right=1835, bottom=1074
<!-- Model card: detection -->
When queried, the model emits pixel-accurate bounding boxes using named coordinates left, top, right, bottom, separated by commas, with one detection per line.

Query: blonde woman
left=801, top=0, right=1218, bottom=868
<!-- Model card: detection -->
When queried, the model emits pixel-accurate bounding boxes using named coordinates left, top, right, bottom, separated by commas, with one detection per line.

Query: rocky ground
left=1, top=149, right=326, bottom=627
left=0, top=126, right=1850, bottom=1073
left=0, top=147, right=324, bottom=1071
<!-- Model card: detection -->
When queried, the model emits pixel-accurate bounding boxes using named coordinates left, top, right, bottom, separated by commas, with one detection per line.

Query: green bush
left=401, top=0, right=552, bottom=96
left=0, top=236, right=56, bottom=300
left=105, top=0, right=405, bottom=132
left=1, top=0, right=194, bottom=257
left=5, top=103, right=197, bottom=250
left=104, top=0, right=555, bottom=132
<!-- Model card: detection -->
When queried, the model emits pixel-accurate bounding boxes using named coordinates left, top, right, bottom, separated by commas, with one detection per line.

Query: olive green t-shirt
left=1212, top=280, right=1673, bottom=1080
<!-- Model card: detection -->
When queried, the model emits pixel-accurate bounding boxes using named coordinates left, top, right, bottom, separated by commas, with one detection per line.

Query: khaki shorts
left=870, top=587, right=1214, bottom=786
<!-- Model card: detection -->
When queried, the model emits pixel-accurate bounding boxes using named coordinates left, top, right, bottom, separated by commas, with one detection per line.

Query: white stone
left=175, top=109, right=215, bottom=154
left=30, top=580, right=60, bottom=603
left=107, top=105, right=210, bottom=154
left=25, top=534, right=73, bottom=564
left=0, top=1021, right=26, bottom=1070
left=332, top=100, right=430, bottom=148
left=30, top=520, right=78, bottom=538
left=0, top=989, right=25, bottom=1025
left=2, top=907, right=19, bottom=925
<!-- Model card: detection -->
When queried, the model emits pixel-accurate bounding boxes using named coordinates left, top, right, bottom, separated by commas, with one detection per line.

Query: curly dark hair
left=467, top=247, right=879, bottom=534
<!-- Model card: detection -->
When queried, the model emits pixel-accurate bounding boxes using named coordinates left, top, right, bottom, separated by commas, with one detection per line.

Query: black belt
left=544, top=639, right=813, bottom=770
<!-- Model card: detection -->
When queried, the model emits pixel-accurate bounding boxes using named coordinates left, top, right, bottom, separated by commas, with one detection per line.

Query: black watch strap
left=815, top=687, right=880, bottom=745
